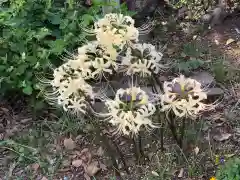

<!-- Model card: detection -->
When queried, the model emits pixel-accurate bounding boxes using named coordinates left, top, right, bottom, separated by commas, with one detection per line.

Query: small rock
left=96, top=146, right=104, bottom=156
left=85, top=161, right=101, bottom=176
left=207, top=88, right=224, bottom=96
left=62, top=159, right=71, bottom=167
left=213, top=133, right=232, bottom=141
left=72, top=159, right=83, bottom=168
left=63, top=138, right=75, bottom=150
left=201, top=14, right=212, bottom=23
left=191, top=71, right=215, bottom=86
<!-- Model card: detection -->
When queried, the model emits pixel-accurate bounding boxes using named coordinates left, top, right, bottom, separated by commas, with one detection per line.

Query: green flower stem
left=111, top=138, right=130, bottom=174
left=151, top=76, right=164, bottom=151
left=85, top=100, right=123, bottom=177
left=132, top=133, right=146, bottom=164
left=179, top=117, right=186, bottom=149
left=133, top=136, right=141, bottom=163
left=168, top=115, right=181, bottom=147
left=96, top=128, right=122, bottom=179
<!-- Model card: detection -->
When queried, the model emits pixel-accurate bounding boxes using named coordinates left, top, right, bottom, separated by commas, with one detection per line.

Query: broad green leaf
left=48, top=14, right=62, bottom=25
left=22, top=85, right=33, bottom=95
left=81, top=14, right=94, bottom=25
left=49, top=39, right=66, bottom=55
left=35, top=28, right=51, bottom=40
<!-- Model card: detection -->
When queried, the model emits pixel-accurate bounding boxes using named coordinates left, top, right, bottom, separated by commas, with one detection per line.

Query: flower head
left=209, top=177, right=216, bottom=180
left=78, top=41, right=118, bottom=79
left=161, top=75, right=209, bottom=118
left=94, top=13, right=139, bottom=49
left=119, top=43, right=165, bottom=77
left=48, top=61, right=94, bottom=114
left=102, top=87, right=157, bottom=136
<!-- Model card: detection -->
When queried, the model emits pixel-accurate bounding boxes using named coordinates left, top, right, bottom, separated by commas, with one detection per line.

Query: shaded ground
left=0, top=12, right=240, bottom=180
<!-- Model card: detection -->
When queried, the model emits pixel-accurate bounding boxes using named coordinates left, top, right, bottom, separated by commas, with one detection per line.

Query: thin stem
left=151, top=76, right=164, bottom=151
left=94, top=125, right=122, bottom=179
left=100, top=134, right=122, bottom=179
left=100, top=123, right=129, bottom=174
left=152, top=74, right=163, bottom=92
left=138, top=133, right=144, bottom=157
left=112, top=139, right=130, bottom=174
left=160, top=122, right=164, bottom=151
left=132, top=137, right=141, bottom=163
left=168, top=116, right=181, bottom=147
left=179, top=118, right=186, bottom=149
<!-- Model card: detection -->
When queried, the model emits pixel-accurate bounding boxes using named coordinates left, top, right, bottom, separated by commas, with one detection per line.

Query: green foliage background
left=0, top=0, right=105, bottom=96
left=216, top=158, right=240, bottom=180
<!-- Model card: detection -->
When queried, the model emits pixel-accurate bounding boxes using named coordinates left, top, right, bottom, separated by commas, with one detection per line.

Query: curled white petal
left=119, top=43, right=166, bottom=77
left=161, top=75, right=210, bottom=118
left=94, top=13, right=139, bottom=49
left=99, top=87, right=157, bottom=136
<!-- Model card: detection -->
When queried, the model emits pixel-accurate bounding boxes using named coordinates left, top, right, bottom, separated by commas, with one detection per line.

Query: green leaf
left=35, top=28, right=51, bottom=40
left=22, top=85, right=33, bottom=95
left=81, top=14, right=94, bottom=26
left=49, top=39, right=66, bottom=55
left=48, top=14, right=62, bottom=25
left=0, top=65, right=5, bottom=72
left=15, top=64, right=28, bottom=75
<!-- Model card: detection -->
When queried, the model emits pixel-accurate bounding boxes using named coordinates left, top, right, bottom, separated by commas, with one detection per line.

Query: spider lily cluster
left=43, top=13, right=213, bottom=136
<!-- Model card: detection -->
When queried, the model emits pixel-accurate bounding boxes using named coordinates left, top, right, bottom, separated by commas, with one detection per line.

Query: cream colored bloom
left=102, top=87, right=157, bottom=136
left=78, top=41, right=118, bottom=79
left=161, top=75, right=208, bottom=118
left=120, top=43, right=165, bottom=77
left=94, top=13, right=139, bottom=49
left=49, top=62, right=94, bottom=114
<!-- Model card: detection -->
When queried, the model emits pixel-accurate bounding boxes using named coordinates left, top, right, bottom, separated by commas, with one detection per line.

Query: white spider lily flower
left=94, top=13, right=139, bottom=49
left=66, top=54, right=92, bottom=79
left=46, top=61, right=94, bottom=114
left=161, top=75, right=209, bottom=118
left=78, top=41, right=118, bottom=79
left=120, top=43, right=165, bottom=77
left=101, top=87, right=157, bottom=136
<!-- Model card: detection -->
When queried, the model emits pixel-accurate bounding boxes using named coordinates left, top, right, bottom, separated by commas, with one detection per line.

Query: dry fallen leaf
left=41, top=177, right=48, bottom=180
left=99, top=162, right=107, bottom=171
left=178, top=168, right=184, bottom=178
left=72, top=159, right=83, bottom=168
left=194, top=147, right=200, bottom=155
left=213, top=133, right=232, bottom=141
left=96, top=146, right=104, bottom=156
left=85, top=161, right=101, bottom=176
left=151, top=171, right=159, bottom=177
left=84, top=173, right=91, bottom=180
left=193, top=35, right=197, bottom=40
left=31, top=163, right=40, bottom=171
left=63, top=138, right=75, bottom=150
left=214, top=39, right=220, bottom=45
left=226, top=38, right=235, bottom=45
left=81, top=148, right=89, bottom=154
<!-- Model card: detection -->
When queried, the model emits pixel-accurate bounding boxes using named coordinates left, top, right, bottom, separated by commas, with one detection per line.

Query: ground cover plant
left=0, top=0, right=240, bottom=180
left=0, top=0, right=108, bottom=96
